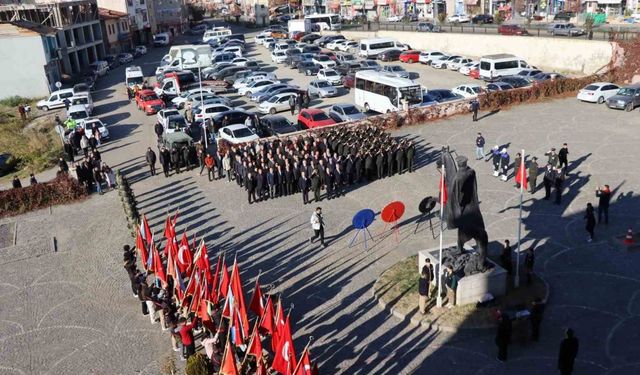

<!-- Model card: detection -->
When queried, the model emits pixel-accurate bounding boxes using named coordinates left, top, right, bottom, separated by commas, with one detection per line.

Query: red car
left=399, top=50, right=420, bottom=64
left=469, top=69, right=480, bottom=79
left=291, top=31, right=306, bottom=41
left=342, top=73, right=355, bottom=89
left=498, top=25, right=529, bottom=36
left=321, top=51, right=337, bottom=61
left=135, top=89, right=165, bottom=115
left=297, top=109, right=336, bottom=129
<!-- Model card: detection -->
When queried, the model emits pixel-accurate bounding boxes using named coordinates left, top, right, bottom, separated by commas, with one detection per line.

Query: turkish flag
left=247, top=323, right=263, bottom=362
left=211, top=255, right=222, bottom=304
left=219, top=259, right=230, bottom=298
left=135, top=227, right=148, bottom=270
left=515, top=159, right=528, bottom=190
left=259, top=296, right=274, bottom=336
left=439, top=171, right=448, bottom=205
left=220, top=339, right=239, bottom=375
left=151, top=243, right=167, bottom=287
left=271, top=315, right=297, bottom=375
left=230, top=261, right=250, bottom=340
left=249, top=279, right=264, bottom=317
left=294, top=349, right=312, bottom=375
left=140, top=214, right=152, bottom=246
left=177, top=233, right=192, bottom=274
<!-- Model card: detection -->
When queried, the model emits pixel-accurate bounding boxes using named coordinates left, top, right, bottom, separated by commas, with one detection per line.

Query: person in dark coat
left=181, top=145, right=191, bottom=171
left=491, top=146, right=501, bottom=176
left=154, top=122, right=164, bottom=141
left=584, top=203, right=596, bottom=242
left=495, top=315, right=512, bottom=362
left=524, top=247, right=535, bottom=285
left=396, top=144, right=405, bottom=174
left=386, top=146, right=394, bottom=177
left=246, top=172, right=257, bottom=204
left=376, top=151, right=384, bottom=179
left=595, top=185, right=611, bottom=224
left=92, top=167, right=104, bottom=194
left=284, top=165, right=294, bottom=196
left=160, top=147, right=171, bottom=177
left=267, top=167, right=276, bottom=199
left=530, top=298, right=545, bottom=341
left=299, top=172, right=310, bottom=204
left=513, top=152, right=522, bottom=188
left=145, top=147, right=157, bottom=176
left=543, top=165, right=556, bottom=200
left=364, top=151, right=374, bottom=180
left=471, top=99, right=480, bottom=122
left=325, top=169, right=335, bottom=200
left=528, top=157, right=539, bottom=194
left=500, top=240, right=512, bottom=275
left=256, top=169, right=265, bottom=202
left=545, top=148, right=559, bottom=168
left=170, top=146, right=181, bottom=174
left=558, top=328, right=579, bottom=375
left=310, top=171, right=321, bottom=202
left=58, top=157, right=69, bottom=173
left=29, top=174, right=38, bottom=185
left=11, top=176, right=22, bottom=189
left=406, top=141, right=415, bottom=172
left=63, top=141, right=74, bottom=162
left=554, top=168, right=564, bottom=205
left=558, top=143, right=569, bottom=173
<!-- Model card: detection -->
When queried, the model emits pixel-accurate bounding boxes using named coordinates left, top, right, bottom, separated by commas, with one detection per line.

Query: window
left=369, top=41, right=395, bottom=50
left=356, top=78, right=365, bottom=90
left=495, top=60, right=519, bottom=70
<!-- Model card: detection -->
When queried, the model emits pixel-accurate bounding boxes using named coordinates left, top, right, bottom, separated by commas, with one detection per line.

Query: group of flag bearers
left=134, top=212, right=319, bottom=374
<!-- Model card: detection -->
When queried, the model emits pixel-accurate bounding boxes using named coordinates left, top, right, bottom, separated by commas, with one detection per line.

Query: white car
left=452, top=84, right=484, bottom=98
left=223, top=46, right=243, bottom=58
left=326, top=40, right=348, bottom=51
left=263, top=37, right=275, bottom=47
left=194, top=104, right=232, bottom=123
left=172, top=89, right=219, bottom=108
left=312, top=55, right=336, bottom=69
left=431, top=55, right=459, bottom=69
left=238, top=79, right=279, bottom=96
left=387, top=15, right=402, bottom=22
left=218, top=124, right=259, bottom=144
left=255, top=35, right=266, bottom=45
left=79, top=118, right=110, bottom=140
left=231, top=57, right=250, bottom=67
left=338, top=41, right=359, bottom=52
left=233, top=75, right=271, bottom=90
left=135, top=45, right=147, bottom=55
left=447, top=57, right=473, bottom=71
left=157, top=108, right=181, bottom=128
left=577, top=82, right=621, bottom=104
left=258, top=92, right=299, bottom=114
left=271, top=51, right=287, bottom=63
left=419, top=51, right=445, bottom=64
left=448, top=14, right=470, bottom=23
left=459, top=61, right=479, bottom=75
left=317, top=69, right=342, bottom=85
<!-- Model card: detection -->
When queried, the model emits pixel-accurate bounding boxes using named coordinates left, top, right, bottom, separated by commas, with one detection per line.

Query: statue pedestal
left=419, top=246, right=507, bottom=306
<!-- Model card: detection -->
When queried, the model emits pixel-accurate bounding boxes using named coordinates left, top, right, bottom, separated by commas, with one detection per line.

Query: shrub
left=0, top=96, right=29, bottom=107
left=494, top=12, right=505, bottom=25
left=0, top=174, right=87, bottom=218
left=184, top=353, right=209, bottom=375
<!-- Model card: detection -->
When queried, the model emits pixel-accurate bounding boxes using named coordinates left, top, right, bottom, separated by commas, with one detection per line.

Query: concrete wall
left=334, top=30, right=615, bottom=75
left=0, top=35, right=49, bottom=99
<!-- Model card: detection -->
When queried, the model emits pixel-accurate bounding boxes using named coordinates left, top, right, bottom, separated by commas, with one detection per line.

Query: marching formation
left=124, top=213, right=318, bottom=374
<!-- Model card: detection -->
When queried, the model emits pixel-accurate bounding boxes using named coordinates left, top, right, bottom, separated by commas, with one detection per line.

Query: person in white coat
left=309, top=207, right=326, bottom=247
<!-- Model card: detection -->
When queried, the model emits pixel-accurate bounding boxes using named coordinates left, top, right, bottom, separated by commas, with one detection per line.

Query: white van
left=202, top=28, right=232, bottom=45
left=125, top=66, right=145, bottom=88
left=153, top=32, right=171, bottom=47
left=274, top=42, right=290, bottom=52
left=89, top=60, right=109, bottom=76
left=479, top=54, right=531, bottom=80
left=67, top=104, right=90, bottom=123
left=36, top=88, right=75, bottom=111
left=359, top=38, right=408, bottom=58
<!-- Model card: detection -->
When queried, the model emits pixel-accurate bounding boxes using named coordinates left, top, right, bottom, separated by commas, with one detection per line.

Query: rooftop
left=0, top=20, right=56, bottom=36
left=98, top=7, right=127, bottom=20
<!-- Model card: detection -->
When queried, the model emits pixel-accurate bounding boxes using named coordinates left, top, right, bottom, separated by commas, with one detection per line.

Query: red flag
left=211, top=254, right=222, bottom=304
left=259, top=296, right=274, bottom=336
left=135, top=227, right=148, bottom=270
left=515, top=157, right=528, bottom=190
left=219, top=258, right=230, bottom=298
left=220, top=339, right=239, bottom=375
left=189, top=277, right=202, bottom=314
left=311, top=362, right=319, bottom=375
left=177, top=232, right=193, bottom=274
left=256, top=361, right=267, bottom=375
left=229, top=260, right=250, bottom=340
left=272, top=299, right=286, bottom=352
left=173, top=258, right=186, bottom=301
left=439, top=171, right=448, bottom=205
left=193, top=241, right=212, bottom=285
left=140, top=214, right=152, bottom=246
left=294, top=348, right=312, bottom=375
left=151, top=243, right=167, bottom=287
left=272, top=315, right=297, bottom=375
left=247, top=323, right=263, bottom=362
left=249, top=278, right=265, bottom=317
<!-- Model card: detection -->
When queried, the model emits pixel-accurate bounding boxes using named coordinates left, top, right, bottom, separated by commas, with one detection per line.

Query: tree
left=188, top=5, right=205, bottom=22
left=584, top=15, right=595, bottom=40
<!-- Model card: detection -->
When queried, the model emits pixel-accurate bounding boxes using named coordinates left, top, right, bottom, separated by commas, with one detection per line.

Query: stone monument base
left=419, top=246, right=507, bottom=306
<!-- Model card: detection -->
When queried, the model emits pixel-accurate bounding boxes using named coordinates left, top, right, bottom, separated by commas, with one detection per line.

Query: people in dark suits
left=558, top=328, right=579, bottom=375
left=246, top=172, right=257, bottom=204
left=299, top=172, right=310, bottom=204
left=145, top=147, right=156, bottom=176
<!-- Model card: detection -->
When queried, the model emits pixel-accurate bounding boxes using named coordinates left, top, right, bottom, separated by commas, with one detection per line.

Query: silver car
left=308, top=80, right=338, bottom=98
left=329, top=104, right=366, bottom=123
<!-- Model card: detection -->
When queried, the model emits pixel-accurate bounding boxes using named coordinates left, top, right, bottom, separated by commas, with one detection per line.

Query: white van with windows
left=36, top=88, right=75, bottom=111
left=359, top=38, right=408, bottom=58
left=354, top=70, right=423, bottom=113
left=125, top=66, right=144, bottom=88
left=479, top=54, right=531, bottom=80
left=202, top=28, right=232, bottom=45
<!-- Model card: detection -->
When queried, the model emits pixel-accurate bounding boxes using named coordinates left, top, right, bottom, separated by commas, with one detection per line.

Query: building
left=303, top=0, right=327, bottom=15
left=150, top=0, right=187, bottom=35
left=99, top=8, right=131, bottom=53
left=0, top=0, right=105, bottom=77
left=0, top=21, right=62, bottom=98
left=97, top=0, right=152, bottom=45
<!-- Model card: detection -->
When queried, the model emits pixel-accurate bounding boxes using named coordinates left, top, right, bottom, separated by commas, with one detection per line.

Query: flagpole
left=218, top=318, right=235, bottom=375
left=436, top=159, right=445, bottom=308
left=515, top=149, right=525, bottom=288
left=240, top=319, right=260, bottom=368
left=291, top=336, right=314, bottom=375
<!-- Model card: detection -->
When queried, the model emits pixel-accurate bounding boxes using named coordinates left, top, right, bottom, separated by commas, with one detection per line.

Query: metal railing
left=341, top=21, right=640, bottom=41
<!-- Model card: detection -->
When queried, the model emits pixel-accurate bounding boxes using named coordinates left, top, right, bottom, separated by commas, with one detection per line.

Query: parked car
left=328, top=103, right=366, bottom=122
left=335, top=53, right=358, bottom=66
left=424, top=89, right=464, bottom=103
left=517, top=69, right=543, bottom=78
left=300, top=33, right=321, bottom=43
left=257, top=115, right=299, bottom=136
left=498, top=24, right=529, bottom=36
left=606, top=84, right=640, bottom=111
left=530, top=72, right=565, bottom=82
left=472, top=14, right=494, bottom=24
left=157, top=108, right=181, bottom=127
left=359, top=60, right=381, bottom=69
left=297, top=108, right=336, bottom=129
left=258, top=92, right=299, bottom=114
left=419, top=51, right=445, bottom=65
left=79, top=118, right=110, bottom=140
left=447, top=57, right=473, bottom=71
left=218, top=124, right=259, bottom=144
left=88, top=60, right=109, bottom=76
left=431, top=55, right=460, bottom=69
left=577, top=82, right=621, bottom=104
left=554, top=12, right=575, bottom=21
left=250, top=84, right=293, bottom=102
left=399, top=50, right=421, bottom=64
left=338, top=41, right=359, bottom=52
left=459, top=62, right=479, bottom=75
left=312, top=54, right=337, bottom=69
left=298, top=61, right=322, bottom=76
left=452, top=84, right=484, bottom=98
left=135, top=89, right=165, bottom=114
left=416, top=22, right=436, bottom=32
left=387, top=15, right=402, bottom=22
left=317, top=69, right=342, bottom=85
left=36, top=88, right=75, bottom=111
left=485, top=82, right=514, bottom=92
left=105, top=55, right=119, bottom=69
left=326, top=39, right=348, bottom=50
left=271, top=51, right=288, bottom=63
left=238, top=79, right=280, bottom=96
left=378, top=49, right=403, bottom=62
left=308, top=80, right=339, bottom=98
left=135, top=45, right=148, bottom=55
left=550, top=23, right=585, bottom=36
left=499, top=76, right=532, bottom=88
left=210, top=110, right=252, bottom=131
left=448, top=14, right=470, bottom=23
left=342, top=73, right=355, bottom=89
left=382, top=65, right=419, bottom=80
left=118, top=53, right=134, bottom=64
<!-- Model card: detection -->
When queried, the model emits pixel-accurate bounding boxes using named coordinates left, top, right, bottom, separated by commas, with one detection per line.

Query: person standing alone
left=475, top=132, right=485, bottom=160
left=596, top=185, right=611, bottom=224
left=145, top=147, right=157, bottom=176
left=309, top=207, right=326, bottom=247
left=558, top=328, right=579, bottom=375
left=558, top=143, right=569, bottom=173
left=584, top=203, right=596, bottom=242
left=470, top=99, right=480, bottom=122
